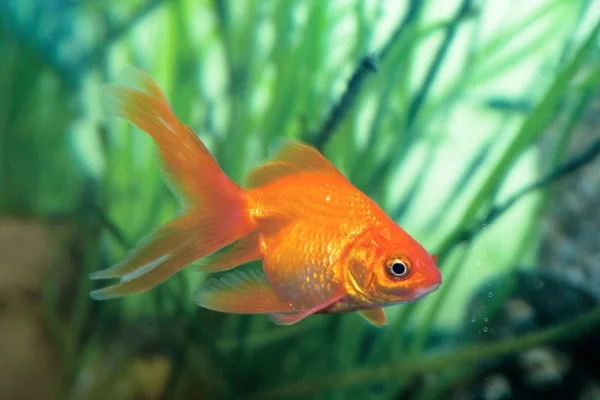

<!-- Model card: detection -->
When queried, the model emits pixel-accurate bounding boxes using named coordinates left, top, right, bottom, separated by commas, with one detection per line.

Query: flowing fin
left=103, top=68, right=239, bottom=208
left=359, top=308, right=387, bottom=326
left=195, top=268, right=293, bottom=314
left=246, top=139, right=347, bottom=188
left=90, top=216, right=204, bottom=280
left=268, top=290, right=346, bottom=326
left=90, top=68, right=253, bottom=299
left=89, top=214, right=252, bottom=299
left=193, top=232, right=261, bottom=273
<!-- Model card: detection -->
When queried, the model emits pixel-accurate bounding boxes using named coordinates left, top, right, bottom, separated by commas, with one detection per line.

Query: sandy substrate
left=0, top=219, right=60, bottom=400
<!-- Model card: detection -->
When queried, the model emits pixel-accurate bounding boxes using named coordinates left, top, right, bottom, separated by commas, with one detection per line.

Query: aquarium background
left=2, top=0, right=600, bottom=399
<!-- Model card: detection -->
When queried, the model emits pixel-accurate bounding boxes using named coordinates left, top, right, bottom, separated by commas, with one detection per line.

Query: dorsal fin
left=246, top=161, right=303, bottom=188
left=245, top=139, right=347, bottom=188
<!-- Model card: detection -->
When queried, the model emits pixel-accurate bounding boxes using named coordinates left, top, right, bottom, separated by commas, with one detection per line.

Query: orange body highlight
left=90, top=68, right=442, bottom=326
left=247, top=171, right=441, bottom=316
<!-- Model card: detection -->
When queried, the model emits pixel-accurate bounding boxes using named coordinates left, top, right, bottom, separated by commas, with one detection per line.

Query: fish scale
left=248, top=174, right=386, bottom=310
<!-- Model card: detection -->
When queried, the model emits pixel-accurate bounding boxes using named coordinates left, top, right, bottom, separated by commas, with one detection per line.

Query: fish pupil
left=391, top=261, right=407, bottom=276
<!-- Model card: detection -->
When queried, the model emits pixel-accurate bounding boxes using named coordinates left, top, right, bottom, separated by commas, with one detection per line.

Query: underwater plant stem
left=247, top=307, right=600, bottom=399
left=377, top=0, right=423, bottom=60
left=441, top=130, right=600, bottom=263
left=86, top=202, right=131, bottom=249
left=311, top=55, right=378, bottom=151
left=385, top=246, right=471, bottom=400
left=63, top=233, right=97, bottom=380
left=490, top=134, right=600, bottom=218
left=409, top=84, right=598, bottom=358
left=550, top=89, right=594, bottom=166
left=413, top=366, right=473, bottom=400
left=216, top=318, right=323, bottom=352
left=214, top=0, right=260, bottom=181
left=409, top=245, right=471, bottom=355
left=403, top=0, right=474, bottom=135
left=365, top=0, right=474, bottom=196
left=311, top=0, right=426, bottom=151
left=435, top=18, right=600, bottom=266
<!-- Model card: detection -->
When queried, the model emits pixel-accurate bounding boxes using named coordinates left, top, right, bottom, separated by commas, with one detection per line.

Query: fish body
left=90, top=68, right=442, bottom=326
left=250, top=174, right=377, bottom=310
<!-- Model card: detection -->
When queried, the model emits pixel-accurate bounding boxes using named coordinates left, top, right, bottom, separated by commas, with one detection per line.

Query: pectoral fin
left=194, top=268, right=293, bottom=314
left=359, top=308, right=387, bottom=326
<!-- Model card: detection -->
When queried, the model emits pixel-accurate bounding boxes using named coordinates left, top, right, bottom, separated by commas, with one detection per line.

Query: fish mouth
left=428, top=281, right=442, bottom=292
left=412, top=281, right=441, bottom=300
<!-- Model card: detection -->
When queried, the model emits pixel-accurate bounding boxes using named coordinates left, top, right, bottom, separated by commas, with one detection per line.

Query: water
left=2, top=1, right=600, bottom=399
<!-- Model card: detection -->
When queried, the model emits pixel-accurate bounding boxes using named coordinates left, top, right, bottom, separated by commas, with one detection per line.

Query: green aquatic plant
left=1, top=0, right=600, bottom=399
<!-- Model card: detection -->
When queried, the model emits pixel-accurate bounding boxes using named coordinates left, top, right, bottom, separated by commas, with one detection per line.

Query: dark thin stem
left=311, top=55, right=378, bottom=151
left=489, top=134, right=600, bottom=220
left=439, top=133, right=600, bottom=261
left=311, top=0, right=424, bottom=151
left=366, top=0, right=475, bottom=195
left=85, top=202, right=131, bottom=250
left=557, top=0, right=593, bottom=64
left=404, top=0, right=474, bottom=133
left=422, top=67, right=546, bottom=231
left=391, top=144, right=436, bottom=220
left=376, top=0, right=423, bottom=61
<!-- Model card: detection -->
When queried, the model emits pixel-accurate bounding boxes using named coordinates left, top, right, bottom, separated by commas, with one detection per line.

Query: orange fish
left=89, top=69, right=442, bottom=326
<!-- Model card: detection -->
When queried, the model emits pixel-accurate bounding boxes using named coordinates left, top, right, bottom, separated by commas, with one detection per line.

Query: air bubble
left=471, top=317, right=477, bottom=322
left=484, top=317, right=488, bottom=322
left=488, top=292, right=493, bottom=298
left=533, top=279, right=545, bottom=289
left=483, top=327, right=488, bottom=333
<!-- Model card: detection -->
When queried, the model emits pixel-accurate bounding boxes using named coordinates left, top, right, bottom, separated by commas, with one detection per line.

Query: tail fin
left=90, top=68, right=254, bottom=300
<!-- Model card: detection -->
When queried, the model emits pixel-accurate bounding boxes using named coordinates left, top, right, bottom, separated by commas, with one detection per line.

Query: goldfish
left=89, top=68, right=442, bottom=326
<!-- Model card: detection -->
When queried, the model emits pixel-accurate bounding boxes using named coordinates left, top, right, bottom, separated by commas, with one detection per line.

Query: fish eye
left=387, top=257, right=410, bottom=278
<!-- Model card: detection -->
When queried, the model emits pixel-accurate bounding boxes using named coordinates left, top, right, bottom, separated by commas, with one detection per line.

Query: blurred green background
left=2, top=0, right=600, bottom=399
